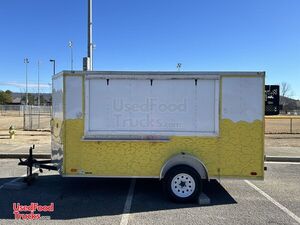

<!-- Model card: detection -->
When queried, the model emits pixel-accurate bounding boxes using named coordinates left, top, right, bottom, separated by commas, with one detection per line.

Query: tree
left=280, top=82, right=290, bottom=110
left=0, top=92, right=5, bottom=104
left=281, top=82, right=292, bottom=98
left=21, top=94, right=35, bottom=105
left=280, top=82, right=296, bottom=113
left=0, top=90, right=13, bottom=104
left=39, top=95, right=45, bottom=105
left=4, top=90, right=12, bottom=103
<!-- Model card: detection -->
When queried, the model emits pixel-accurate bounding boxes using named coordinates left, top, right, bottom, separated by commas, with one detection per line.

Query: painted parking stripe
left=245, top=180, right=300, bottom=224
left=0, top=169, right=39, bottom=190
left=120, top=179, right=136, bottom=225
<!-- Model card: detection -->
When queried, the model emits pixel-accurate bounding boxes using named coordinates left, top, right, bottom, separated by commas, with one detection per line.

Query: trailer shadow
left=0, top=175, right=236, bottom=220
left=131, top=179, right=237, bottom=213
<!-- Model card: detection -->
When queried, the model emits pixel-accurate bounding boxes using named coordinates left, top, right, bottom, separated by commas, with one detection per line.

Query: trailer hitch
left=18, top=145, right=58, bottom=185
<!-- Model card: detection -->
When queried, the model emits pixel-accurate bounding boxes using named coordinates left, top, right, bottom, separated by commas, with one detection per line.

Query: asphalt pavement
left=0, top=159, right=299, bottom=225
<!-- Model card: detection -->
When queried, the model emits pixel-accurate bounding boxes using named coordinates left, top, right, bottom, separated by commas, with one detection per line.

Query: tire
left=163, top=165, right=202, bottom=203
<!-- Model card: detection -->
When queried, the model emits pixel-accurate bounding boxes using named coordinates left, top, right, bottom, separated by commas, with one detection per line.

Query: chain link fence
left=23, top=105, right=52, bottom=131
left=0, top=105, right=51, bottom=131
left=0, top=105, right=24, bottom=117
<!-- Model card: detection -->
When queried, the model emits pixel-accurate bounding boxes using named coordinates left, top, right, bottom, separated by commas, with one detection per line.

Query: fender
left=160, top=152, right=209, bottom=180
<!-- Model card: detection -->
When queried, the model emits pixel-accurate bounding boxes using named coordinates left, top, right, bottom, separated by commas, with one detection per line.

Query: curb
left=265, top=156, right=300, bottom=162
left=0, top=153, right=51, bottom=159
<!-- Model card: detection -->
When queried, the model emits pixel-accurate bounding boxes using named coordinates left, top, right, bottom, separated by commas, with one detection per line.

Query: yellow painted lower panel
left=63, top=119, right=264, bottom=179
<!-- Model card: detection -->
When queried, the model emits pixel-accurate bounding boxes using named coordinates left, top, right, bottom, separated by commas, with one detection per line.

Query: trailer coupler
left=18, top=145, right=58, bottom=185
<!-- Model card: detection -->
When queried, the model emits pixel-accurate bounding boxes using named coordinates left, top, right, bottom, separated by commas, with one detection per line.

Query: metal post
left=26, top=62, right=28, bottom=105
left=71, top=46, right=73, bottom=70
left=24, top=58, right=29, bottom=105
left=50, top=59, right=55, bottom=115
left=50, top=59, right=56, bottom=75
left=38, top=60, right=40, bottom=106
left=68, top=41, right=73, bottom=70
left=290, top=118, right=293, bottom=134
left=29, top=147, right=33, bottom=177
left=23, top=105, right=25, bottom=130
left=88, top=0, right=93, bottom=70
left=53, top=60, right=56, bottom=75
left=37, top=60, right=40, bottom=129
left=30, top=105, right=32, bottom=130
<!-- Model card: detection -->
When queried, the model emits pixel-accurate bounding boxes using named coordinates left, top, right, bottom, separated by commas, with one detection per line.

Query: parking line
left=120, top=179, right=136, bottom=225
left=245, top=180, right=300, bottom=224
left=0, top=169, right=39, bottom=190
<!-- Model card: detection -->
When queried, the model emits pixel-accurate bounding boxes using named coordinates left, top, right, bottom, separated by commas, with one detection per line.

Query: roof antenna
left=177, top=63, right=182, bottom=71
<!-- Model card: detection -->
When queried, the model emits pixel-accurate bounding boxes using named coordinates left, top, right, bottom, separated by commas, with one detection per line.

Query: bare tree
left=281, top=82, right=292, bottom=98
left=280, top=82, right=294, bottom=113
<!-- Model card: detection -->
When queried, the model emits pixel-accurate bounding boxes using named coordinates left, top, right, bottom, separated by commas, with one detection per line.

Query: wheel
left=163, top=165, right=202, bottom=203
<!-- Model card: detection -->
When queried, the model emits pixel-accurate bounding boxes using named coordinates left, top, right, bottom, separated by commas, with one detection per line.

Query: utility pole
left=37, top=60, right=40, bottom=106
left=24, top=58, right=29, bottom=105
left=37, top=60, right=41, bottom=128
left=88, top=0, right=93, bottom=70
left=49, top=59, right=56, bottom=108
left=83, top=0, right=94, bottom=71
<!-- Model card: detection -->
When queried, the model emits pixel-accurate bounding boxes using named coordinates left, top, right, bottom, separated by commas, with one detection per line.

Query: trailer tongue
left=18, top=145, right=58, bottom=184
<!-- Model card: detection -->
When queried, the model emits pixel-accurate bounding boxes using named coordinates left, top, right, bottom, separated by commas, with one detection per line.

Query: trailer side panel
left=51, top=74, right=64, bottom=173
left=61, top=72, right=264, bottom=180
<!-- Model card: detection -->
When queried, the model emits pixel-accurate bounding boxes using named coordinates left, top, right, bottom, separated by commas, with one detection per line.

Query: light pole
left=83, top=0, right=93, bottom=71
left=88, top=0, right=93, bottom=70
left=68, top=41, right=73, bottom=70
left=92, top=44, right=96, bottom=69
left=49, top=59, right=56, bottom=108
left=37, top=60, right=40, bottom=106
left=37, top=60, right=41, bottom=128
left=49, top=59, right=56, bottom=75
left=24, top=58, right=29, bottom=105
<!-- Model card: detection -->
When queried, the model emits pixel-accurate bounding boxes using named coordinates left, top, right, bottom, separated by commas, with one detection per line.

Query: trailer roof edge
left=52, top=70, right=265, bottom=79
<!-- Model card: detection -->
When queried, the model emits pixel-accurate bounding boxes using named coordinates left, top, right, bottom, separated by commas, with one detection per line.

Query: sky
left=0, top=0, right=299, bottom=99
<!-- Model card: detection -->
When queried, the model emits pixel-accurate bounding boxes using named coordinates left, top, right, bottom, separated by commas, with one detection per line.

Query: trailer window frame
left=83, top=74, right=220, bottom=140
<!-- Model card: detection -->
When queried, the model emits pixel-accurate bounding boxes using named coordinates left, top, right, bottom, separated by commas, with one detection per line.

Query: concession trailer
left=21, top=71, right=265, bottom=202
